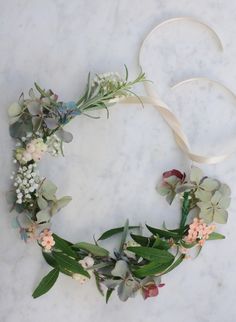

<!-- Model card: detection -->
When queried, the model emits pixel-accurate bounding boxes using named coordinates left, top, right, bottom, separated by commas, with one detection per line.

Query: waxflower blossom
left=142, top=282, right=165, bottom=300
left=79, top=256, right=94, bottom=269
left=40, top=229, right=55, bottom=251
left=185, top=218, right=215, bottom=246
left=15, top=138, right=47, bottom=164
left=46, top=134, right=62, bottom=157
left=72, top=273, right=89, bottom=284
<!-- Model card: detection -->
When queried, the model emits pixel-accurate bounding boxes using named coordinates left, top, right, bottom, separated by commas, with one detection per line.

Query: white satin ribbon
left=122, top=17, right=236, bottom=164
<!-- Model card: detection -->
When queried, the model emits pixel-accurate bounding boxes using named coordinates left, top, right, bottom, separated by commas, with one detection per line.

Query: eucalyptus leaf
left=117, top=278, right=139, bottom=302
left=36, top=209, right=51, bottom=223
left=41, top=179, right=57, bottom=200
left=56, top=128, right=73, bottom=143
left=51, top=196, right=72, bottom=214
left=111, top=260, right=129, bottom=279
left=37, top=195, right=48, bottom=210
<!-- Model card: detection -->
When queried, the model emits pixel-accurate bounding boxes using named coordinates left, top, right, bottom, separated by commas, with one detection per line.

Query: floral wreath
left=7, top=66, right=231, bottom=302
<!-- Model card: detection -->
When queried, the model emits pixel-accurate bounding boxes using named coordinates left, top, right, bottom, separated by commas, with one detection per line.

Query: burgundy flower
left=142, top=282, right=165, bottom=300
left=163, top=169, right=185, bottom=181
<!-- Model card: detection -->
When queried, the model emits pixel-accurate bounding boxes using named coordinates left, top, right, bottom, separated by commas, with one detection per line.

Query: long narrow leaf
left=32, top=268, right=59, bottom=298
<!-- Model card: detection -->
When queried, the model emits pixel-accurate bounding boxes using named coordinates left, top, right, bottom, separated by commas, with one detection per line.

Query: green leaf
left=32, top=268, right=59, bottom=298
left=52, top=234, right=76, bottom=257
left=130, top=234, right=151, bottom=246
left=152, top=236, right=171, bottom=250
left=133, top=260, right=174, bottom=278
left=106, top=288, right=114, bottom=303
left=127, top=246, right=174, bottom=263
left=208, top=232, right=225, bottom=240
left=146, top=224, right=180, bottom=239
left=52, top=252, right=90, bottom=277
left=72, top=242, right=109, bottom=257
left=119, top=219, right=129, bottom=253
left=161, top=254, right=185, bottom=276
left=98, top=225, right=139, bottom=241
left=42, top=251, right=57, bottom=268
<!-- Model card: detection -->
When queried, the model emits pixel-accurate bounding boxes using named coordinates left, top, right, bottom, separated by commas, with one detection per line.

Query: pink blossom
left=142, top=282, right=165, bottom=300
left=41, top=235, right=55, bottom=251
left=185, top=217, right=216, bottom=246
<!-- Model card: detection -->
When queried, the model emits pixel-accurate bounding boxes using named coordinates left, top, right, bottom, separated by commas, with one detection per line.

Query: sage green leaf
left=201, top=178, right=219, bottom=191
left=8, top=102, right=21, bottom=117
left=219, top=183, right=231, bottom=196
left=36, top=209, right=51, bottom=223
left=37, top=195, right=48, bottom=210
left=52, top=233, right=76, bottom=257
left=56, top=128, right=73, bottom=143
left=98, top=225, right=139, bottom=241
left=51, top=196, right=72, bottom=214
left=6, top=190, right=17, bottom=204
left=111, top=260, right=129, bottom=279
left=213, top=209, right=228, bottom=224
left=72, top=242, right=109, bottom=257
left=134, top=260, right=174, bottom=278
left=32, top=268, right=59, bottom=298
left=44, top=118, right=59, bottom=130
left=190, top=166, right=203, bottom=184
left=117, top=278, right=139, bottom=302
left=52, top=252, right=90, bottom=277
left=208, top=232, right=225, bottom=240
left=41, top=180, right=57, bottom=200
left=127, top=246, right=174, bottom=263
left=9, top=121, right=25, bottom=138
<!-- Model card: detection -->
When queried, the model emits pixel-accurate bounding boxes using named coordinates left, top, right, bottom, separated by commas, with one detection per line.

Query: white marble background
left=1, top=1, right=236, bottom=321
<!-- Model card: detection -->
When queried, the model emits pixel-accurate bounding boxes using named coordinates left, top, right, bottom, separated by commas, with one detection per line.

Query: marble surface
left=1, top=1, right=236, bottom=321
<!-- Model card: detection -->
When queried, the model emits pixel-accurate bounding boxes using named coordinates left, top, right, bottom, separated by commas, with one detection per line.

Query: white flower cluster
left=15, top=138, right=47, bottom=164
left=72, top=256, right=94, bottom=284
left=92, top=72, right=124, bottom=92
left=13, top=163, right=41, bottom=204
left=46, top=135, right=62, bottom=157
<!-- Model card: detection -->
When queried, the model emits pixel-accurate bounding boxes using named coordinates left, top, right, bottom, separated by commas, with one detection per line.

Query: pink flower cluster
left=39, top=229, right=55, bottom=251
left=185, top=218, right=215, bottom=246
left=25, top=138, right=47, bottom=162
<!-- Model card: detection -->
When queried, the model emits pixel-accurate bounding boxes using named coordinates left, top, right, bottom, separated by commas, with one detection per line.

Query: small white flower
left=72, top=273, right=89, bottom=284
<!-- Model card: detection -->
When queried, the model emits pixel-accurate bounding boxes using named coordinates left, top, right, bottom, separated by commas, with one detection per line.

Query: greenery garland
left=7, top=68, right=230, bottom=302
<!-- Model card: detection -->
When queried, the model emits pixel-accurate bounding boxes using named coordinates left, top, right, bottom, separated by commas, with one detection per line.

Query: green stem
left=180, top=192, right=190, bottom=229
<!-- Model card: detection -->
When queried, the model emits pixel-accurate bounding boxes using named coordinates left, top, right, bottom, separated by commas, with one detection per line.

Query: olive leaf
left=32, top=268, right=59, bottom=298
